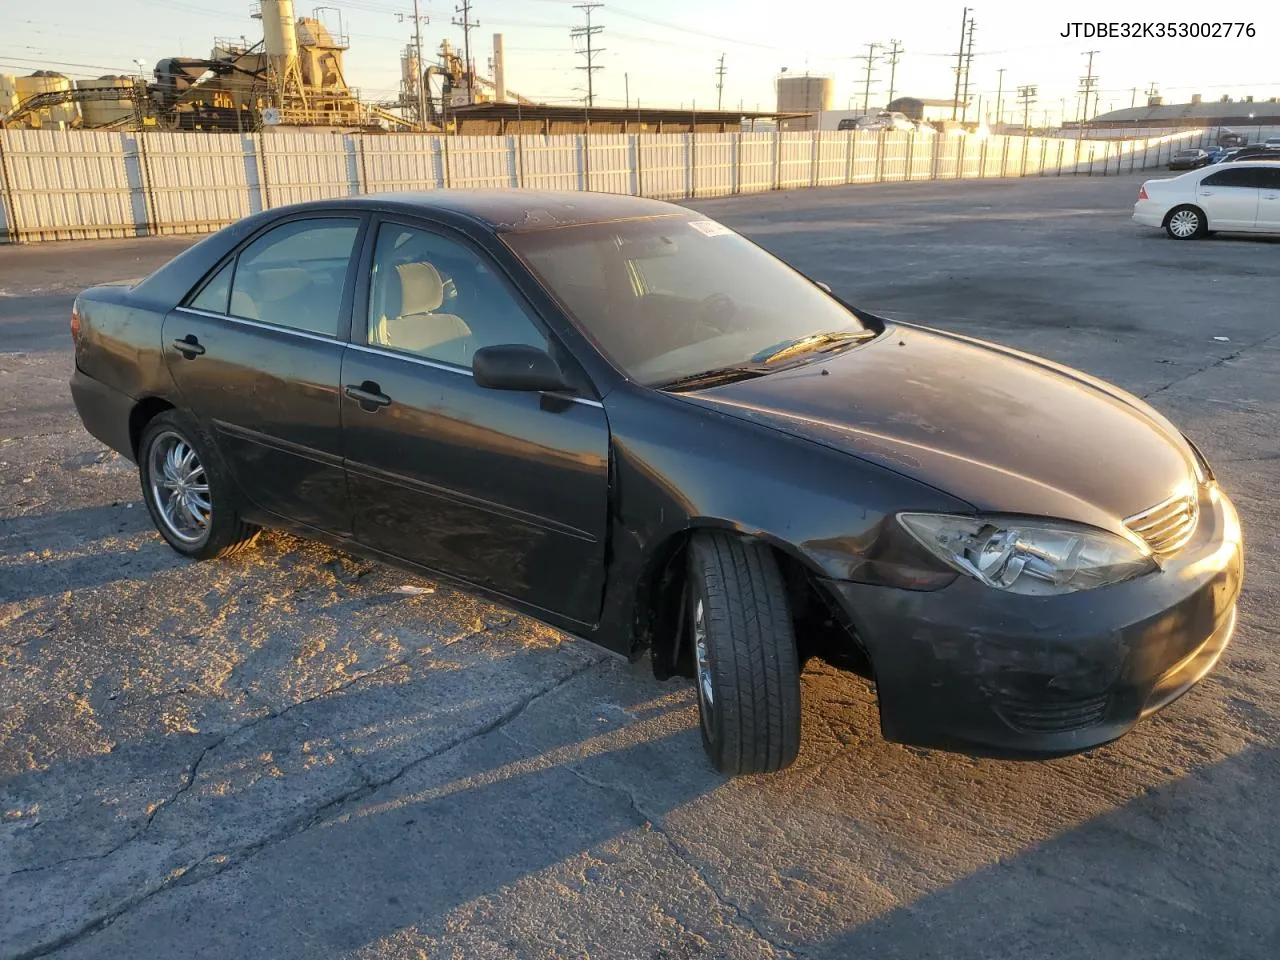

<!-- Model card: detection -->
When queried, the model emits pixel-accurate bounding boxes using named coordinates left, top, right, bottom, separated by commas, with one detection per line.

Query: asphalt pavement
left=2, top=172, right=1279, bottom=959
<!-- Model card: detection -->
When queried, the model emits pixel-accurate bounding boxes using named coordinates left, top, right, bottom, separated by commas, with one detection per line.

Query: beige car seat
left=375, top=261, right=472, bottom=362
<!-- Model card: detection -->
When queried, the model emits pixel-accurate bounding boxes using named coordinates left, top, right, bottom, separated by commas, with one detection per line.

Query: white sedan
left=1133, top=161, right=1280, bottom=239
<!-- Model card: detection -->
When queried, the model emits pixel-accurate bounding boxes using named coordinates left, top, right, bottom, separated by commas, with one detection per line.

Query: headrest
left=396, top=261, right=445, bottom=314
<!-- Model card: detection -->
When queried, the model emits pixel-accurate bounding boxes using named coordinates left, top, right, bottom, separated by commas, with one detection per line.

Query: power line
left=452, top=0, right=478, bottom=104
left=884, top=38, right=902, bottom=106
left=570, top=3, right=604, bottom=108
left=960, top=15, right=976, bottom=122
left=397, top=4, right=430, bottom=127
left=1078, top=49, right=1100, bottom=123
left=854, top=42, right=879, bottom=113
left=951, top=6, right=969, bottom=120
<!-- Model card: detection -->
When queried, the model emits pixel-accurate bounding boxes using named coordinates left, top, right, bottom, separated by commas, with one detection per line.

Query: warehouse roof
left=446, top=103, right=806, bottom=123
left=1091, top=100, right=1280, bottom=125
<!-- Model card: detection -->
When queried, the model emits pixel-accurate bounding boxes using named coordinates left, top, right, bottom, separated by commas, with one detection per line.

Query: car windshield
left=503, top=215, right=871, bottom=386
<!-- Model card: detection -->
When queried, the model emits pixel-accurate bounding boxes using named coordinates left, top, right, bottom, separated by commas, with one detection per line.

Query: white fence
left=0, top=127, right=1209, bottom=243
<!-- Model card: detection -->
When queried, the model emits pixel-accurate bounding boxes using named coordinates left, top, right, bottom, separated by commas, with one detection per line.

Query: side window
left=367, top=223, right=547, bottom=368
left=1202, top=169, right=1258, bottom=189
left=229, top=217, right=359, bottom=337
left=187, top=260, right=233, bottom=314
left=1258, top=168, right=1280, bottom=190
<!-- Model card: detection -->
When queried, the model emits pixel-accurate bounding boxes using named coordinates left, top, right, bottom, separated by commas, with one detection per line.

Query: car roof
left=289, top=190, right=692, bottom=233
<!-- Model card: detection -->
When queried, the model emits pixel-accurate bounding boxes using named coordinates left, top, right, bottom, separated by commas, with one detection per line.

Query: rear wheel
left=1165, top=205, right=1207, bottom=240
left=687, top=532, right=801, bottom=775
left=138, top=410, right=258, bottom=560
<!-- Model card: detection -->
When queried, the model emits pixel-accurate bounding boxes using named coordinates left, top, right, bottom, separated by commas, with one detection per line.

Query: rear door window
left=1201, top=168, right=1260, bottom=188
left=187, top=260, right=233, bottom=314
left=229, top=218, right=360, bottom=337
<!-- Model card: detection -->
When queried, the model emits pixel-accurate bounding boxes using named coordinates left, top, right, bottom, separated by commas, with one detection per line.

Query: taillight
left=1138, top=185, right=1149, bottom=200
left=70, top=300, right=81, bottom=342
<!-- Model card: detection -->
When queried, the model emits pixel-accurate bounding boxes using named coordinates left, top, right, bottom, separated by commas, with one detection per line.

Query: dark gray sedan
left=68, top=191, right=1244, bottom=774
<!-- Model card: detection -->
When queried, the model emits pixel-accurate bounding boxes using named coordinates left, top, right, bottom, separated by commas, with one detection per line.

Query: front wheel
left=687, top=532, right=801, bottom=775
left=138, top=410, right=259, bottom=560
left=1165, top=205, right=1207, bottom=240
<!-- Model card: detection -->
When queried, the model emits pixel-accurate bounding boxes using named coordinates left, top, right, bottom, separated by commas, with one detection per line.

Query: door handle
left=171, top=335, right=205, bottom=359
left=1200, top=190, right=1214, bottom=195
left=345, top=382, right=392, bottom=411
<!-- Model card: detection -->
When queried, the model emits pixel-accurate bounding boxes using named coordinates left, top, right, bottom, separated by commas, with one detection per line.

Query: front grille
left=1125, top=493, right=1199, bottom=557
left=995, top=694, right=1111, bottom=734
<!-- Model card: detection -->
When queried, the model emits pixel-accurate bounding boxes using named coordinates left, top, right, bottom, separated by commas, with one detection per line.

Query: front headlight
left=897, top=513, right=1158, bottom=596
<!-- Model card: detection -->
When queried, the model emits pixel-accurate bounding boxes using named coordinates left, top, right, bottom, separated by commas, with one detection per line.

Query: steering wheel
left=693, top=293, right=735, bottom=338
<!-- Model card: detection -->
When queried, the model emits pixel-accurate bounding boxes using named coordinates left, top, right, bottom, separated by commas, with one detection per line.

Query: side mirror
left=473, top=344, right=573, bottom=393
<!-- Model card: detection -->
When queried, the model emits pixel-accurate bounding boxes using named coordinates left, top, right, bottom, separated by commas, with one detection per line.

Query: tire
left=138, top=410, right=259, bottom=560
left=687, top=532, right=801, bottom=775
left=1165, top=205, right=1207, bottom=240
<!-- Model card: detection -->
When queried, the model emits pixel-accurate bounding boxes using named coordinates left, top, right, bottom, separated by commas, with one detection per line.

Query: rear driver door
left=1197, top=168, right=1260, bottom=230
left=163, top=214, right=366, bottom=535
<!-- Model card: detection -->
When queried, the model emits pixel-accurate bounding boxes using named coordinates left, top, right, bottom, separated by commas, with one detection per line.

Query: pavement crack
left=501, top=726, right=800, bottom=959
left=1143, top=327, right=1280, bottom=400
left=12, top=655, right=604, bottom=960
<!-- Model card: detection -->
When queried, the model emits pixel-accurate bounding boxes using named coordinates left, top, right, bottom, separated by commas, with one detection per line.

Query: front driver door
left=1197, top=167, right=1260, bottom=230
left=162, top=214, right=365, bottom=534
left=340, top=218, right=610, bottom=626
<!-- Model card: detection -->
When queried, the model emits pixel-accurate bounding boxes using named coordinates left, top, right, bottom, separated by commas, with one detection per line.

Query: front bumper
left=826, top=485, right=1243, bottom=758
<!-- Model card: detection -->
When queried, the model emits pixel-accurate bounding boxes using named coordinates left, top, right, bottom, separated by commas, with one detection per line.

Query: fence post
left=773, top=129, right=781, bottom=191
left=904, top=132, right=914, bottom=181
left=257, top=132, right=272, bottom=209
left=874, top=131, right=885, bottom=182
left=132, top=130, right=159, bottom=236
left=0, top=135, right=17, bottom=243
left=732, top=132, right=741, bottom=195
left=691, top=131, right=701, bottom=199
left=810, top=129, right=819, bottom=188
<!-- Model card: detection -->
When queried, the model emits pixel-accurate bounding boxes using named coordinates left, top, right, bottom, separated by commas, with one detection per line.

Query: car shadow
left=807, top=741, right=1280, bottom=960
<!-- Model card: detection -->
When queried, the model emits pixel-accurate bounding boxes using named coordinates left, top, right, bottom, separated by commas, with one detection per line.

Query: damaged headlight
left=896, top=514, right=1157, bottom=596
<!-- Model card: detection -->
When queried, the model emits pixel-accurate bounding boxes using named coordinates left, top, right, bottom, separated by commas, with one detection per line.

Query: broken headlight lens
left=896, top=514, right=1158, bottom=596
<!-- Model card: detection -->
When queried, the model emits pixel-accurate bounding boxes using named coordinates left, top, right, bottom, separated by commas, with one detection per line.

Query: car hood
left=677, top=323, right=1197, bottom=532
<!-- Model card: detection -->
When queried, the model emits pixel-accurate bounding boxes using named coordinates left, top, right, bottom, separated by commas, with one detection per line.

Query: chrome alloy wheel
left=148, top=430, right=211, bottom=545
left=693, top=597, right=715, bottom=733
left=1168, top=209, right=1200, bottom=238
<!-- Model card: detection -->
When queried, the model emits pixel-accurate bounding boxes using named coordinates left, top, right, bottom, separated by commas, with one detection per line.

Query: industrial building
left=1087, top=95, right=1280, bottom=131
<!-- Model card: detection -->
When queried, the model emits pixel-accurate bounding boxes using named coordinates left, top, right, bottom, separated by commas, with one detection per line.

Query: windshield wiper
left=750, top=329, right=876, bottom=365
left=656, top=365, right=771, bottom=392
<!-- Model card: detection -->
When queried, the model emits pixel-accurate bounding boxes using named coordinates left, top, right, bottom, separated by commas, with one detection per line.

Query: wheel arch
left=635, top=520, right=856, bottom=680
left=129, top=396, right=177, bottom=459
left=1163, top=202, right=1208, bottom=230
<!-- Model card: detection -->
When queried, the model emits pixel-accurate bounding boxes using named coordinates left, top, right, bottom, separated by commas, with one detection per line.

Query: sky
left=4, top=0, right=1279, bottom=125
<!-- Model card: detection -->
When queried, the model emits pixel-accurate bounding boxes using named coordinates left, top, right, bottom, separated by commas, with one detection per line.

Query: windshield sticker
left=688, top=220, right=732, bottom=237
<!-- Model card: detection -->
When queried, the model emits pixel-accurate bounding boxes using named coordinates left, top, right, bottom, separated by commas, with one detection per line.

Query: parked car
left=1265, top=136, right=1280, bottom=150
left=1217, top=132, right=1248, bottom=148
left=1207, top=147, right=1239, bottom=163
left=1134, top=161, right=1280, bottom=238
left=70, top=192, right=1244, bottom=774
left=1226, top=146, right=1280, bottom=162
left=1168, top=148, right=1211, bottom=170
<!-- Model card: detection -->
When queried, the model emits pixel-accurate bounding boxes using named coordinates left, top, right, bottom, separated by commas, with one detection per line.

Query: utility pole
left=951, top=6, right=968, bottom=120
left=884, top=38, right=902, bottom=106
left=715, top=53, right=726, bottom=111
left=452, top=0, right=478, bottom=104
left=1078, top=49, right=1099, bottom=124
left=625, top=71, right=629, bottom=110
left=1130, top=86, right=1137, bottom=108
left=960, top=15, right=976, bottom=122
left=1145, top=81, right=1159, bottom=105
left=397, top=4, right=430, bottom=128
left=570, top=3, right=604, bottom=109
left=994, top=66, right=1005, bottom=128
left=1017, top=84, right=1036, bottom=133
left=856, top=42, right=879, bottom=113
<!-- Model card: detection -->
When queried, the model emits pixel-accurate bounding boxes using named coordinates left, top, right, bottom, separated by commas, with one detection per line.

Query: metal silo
left=76, top=76, right=138, bottom=127
left=776, top=74, right=834, bottom=131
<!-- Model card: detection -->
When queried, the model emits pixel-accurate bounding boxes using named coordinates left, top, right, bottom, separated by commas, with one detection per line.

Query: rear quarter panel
left=75, top=285, right=174, bottom=403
